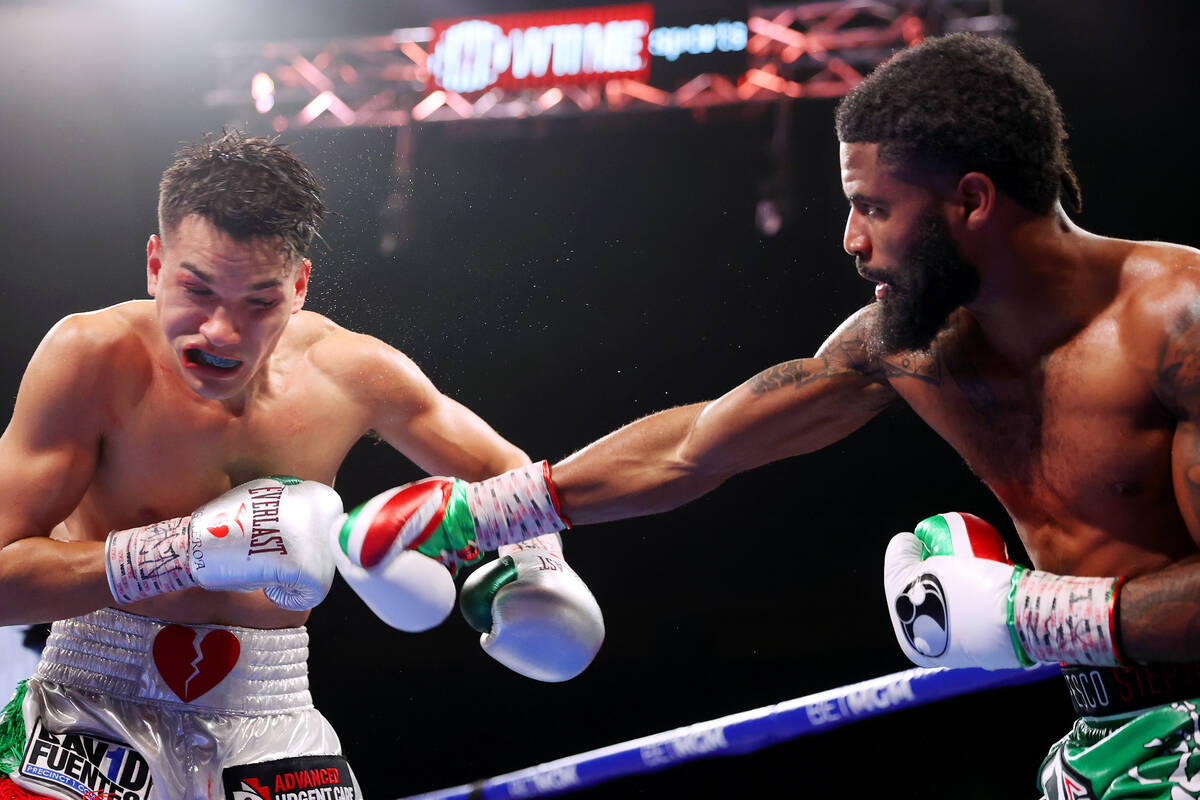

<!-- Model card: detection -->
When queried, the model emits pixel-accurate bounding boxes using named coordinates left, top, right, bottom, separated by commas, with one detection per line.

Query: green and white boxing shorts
left=1041, top=663, right=1200, bottom=799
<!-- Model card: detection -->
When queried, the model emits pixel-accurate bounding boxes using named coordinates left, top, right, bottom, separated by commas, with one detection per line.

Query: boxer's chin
left=869, top=284, right=962, bottom=355
left=868, top=212, right=979, bottom=357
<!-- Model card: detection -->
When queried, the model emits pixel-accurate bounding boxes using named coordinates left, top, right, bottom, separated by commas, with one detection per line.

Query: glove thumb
left=884, top=530, right=925, bottom=591
left=884, top=531, right=942, bottom=668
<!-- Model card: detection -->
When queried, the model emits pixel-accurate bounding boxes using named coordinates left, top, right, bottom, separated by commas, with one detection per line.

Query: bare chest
left=75, top=368, right=368, bottom=538
left=889, top=328, right=1186, bottom=572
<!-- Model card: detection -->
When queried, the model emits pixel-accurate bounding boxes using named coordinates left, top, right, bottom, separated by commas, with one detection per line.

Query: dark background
left=2, top=1, right=1197, bottom=797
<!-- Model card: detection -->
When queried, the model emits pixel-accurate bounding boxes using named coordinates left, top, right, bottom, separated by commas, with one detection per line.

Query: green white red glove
left=883, top=512, right=1126, bottom=670
left=331, top=461, right=568, bottom=632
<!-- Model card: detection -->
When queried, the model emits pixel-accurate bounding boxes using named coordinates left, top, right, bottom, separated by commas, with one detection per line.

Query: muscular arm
left=347, top=333, right=561, bottom=556
left=348, top=333, right=530, bottom=480
left=554, top=308, right=898, bottom=524
left=0, top=316, right=116, bottom=624
left=1116, top=287, right=1200, bottom=661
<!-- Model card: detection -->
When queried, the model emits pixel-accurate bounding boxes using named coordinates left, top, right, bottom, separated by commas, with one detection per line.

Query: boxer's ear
left=290, top=258, right=311, bottom=314
left=956, top=172, right=996, bottom=232
left=147, top=235, right=164, bottom=297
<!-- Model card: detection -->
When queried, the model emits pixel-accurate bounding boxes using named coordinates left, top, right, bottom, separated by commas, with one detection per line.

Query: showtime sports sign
left=427, top=4, right=654, bottom=94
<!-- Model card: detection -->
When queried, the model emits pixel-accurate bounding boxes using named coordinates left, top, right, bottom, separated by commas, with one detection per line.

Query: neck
left=960, top=207, right=1121, bottom=364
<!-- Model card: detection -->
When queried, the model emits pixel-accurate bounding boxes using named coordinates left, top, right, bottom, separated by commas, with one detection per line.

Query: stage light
left=250, top=72, right=274, bottom=113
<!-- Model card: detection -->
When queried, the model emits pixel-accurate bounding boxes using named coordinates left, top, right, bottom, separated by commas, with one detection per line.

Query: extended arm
left=554, top=308, right=899, bottom=524
left=334, top=307, right=897, bottom=575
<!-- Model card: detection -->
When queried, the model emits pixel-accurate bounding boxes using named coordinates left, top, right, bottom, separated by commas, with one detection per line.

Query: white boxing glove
left=105, top=476, right=342, bottom=611
left=460, top=547, right=604, bottom=682
left=884, top=511, right=1125, bottom=670
left=330, top=532, right=457, bottom=632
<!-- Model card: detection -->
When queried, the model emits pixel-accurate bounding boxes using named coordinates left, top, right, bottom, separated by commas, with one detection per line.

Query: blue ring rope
left=395, top=662, right=1062, bottom=800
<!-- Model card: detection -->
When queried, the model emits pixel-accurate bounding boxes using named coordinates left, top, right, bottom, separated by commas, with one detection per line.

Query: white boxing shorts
left=1, top=608, right=360, bottom=800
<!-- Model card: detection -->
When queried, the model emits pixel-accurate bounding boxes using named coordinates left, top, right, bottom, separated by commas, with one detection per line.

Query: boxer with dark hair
left=0, top=130, right=603, bottom=800
left=351, top=34, right=1200, bottom=798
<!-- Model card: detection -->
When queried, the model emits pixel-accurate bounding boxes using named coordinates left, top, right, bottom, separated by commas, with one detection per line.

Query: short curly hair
left=158, top=129, right=326, bottom=262
left=835, top=33, right=1080, bottom=215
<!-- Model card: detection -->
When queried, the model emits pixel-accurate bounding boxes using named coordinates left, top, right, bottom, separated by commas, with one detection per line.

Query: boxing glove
left=334, top=461, right=568, bottom=576
left=460, top=547, right=604, bottom=682
left=330, top=536, right=457, bottom=632
left=105, top=476, right=341, bottom=611
left=884, top=511, right=1124, bottom=670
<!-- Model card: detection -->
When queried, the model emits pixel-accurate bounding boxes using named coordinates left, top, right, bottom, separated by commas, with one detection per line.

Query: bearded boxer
left=0, top=131, right=603, bottom=800
left=335, top=34, right=1200, bottom=798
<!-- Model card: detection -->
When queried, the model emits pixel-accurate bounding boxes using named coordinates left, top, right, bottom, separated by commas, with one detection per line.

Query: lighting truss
left=205, top=1, right=1010, bottom=130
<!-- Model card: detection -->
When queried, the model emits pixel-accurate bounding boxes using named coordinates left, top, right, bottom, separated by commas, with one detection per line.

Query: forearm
left=552, top=402, right=728, bottom=525
left=1118, top=564, right=1200, bottom=663
left=460, top=443, right=530, bottom=483
left=0, top=537, right=113, bottom=625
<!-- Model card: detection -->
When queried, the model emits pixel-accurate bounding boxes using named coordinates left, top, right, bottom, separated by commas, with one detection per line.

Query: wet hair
left=157, top=129, right=326, bottom=262
left=835, top=33, right=1081, bottom=215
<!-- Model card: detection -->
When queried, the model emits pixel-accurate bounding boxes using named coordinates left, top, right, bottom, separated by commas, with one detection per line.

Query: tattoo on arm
left=878, top=353, right=943, bottom=386
left=750, top=314, right=883, bottom=395
left=1118, top=568, right=1200, bottom=662
left=749, top=356, right=833, bottom=394
left=1157, top=300, right=1200, bottom=418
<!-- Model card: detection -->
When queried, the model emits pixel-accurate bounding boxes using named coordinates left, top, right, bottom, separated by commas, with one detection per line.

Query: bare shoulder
left=744, top=304, right=913, bottom=407
left=1114, top=241, right=1200, bottom=414
left=14, top=301, right=156, bottom=433
left=292, top=311, right=430, bottom=402
left=1116, top=241, right=1200, bottom=339
left=34, top=301, right=153, bottom=374
left=823, top=303, right=945, bottom=387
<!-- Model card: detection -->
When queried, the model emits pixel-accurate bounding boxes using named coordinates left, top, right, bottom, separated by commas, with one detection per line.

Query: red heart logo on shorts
left=208, top=524, right=230, bottom=538
left=152, top=625, right=240, bottom=702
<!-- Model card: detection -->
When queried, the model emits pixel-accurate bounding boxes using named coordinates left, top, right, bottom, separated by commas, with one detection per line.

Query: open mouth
left=184, top=348, right=243, bottom=370
left=858, top=267, right=898, bottom=301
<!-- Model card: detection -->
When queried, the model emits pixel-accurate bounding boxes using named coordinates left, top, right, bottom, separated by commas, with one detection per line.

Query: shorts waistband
left=1063, top=662, right=1200, bottom=718
left=33, top=608, right=313, bottom=715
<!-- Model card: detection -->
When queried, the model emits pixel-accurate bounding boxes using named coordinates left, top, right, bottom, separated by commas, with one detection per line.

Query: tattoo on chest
left=945, top=355, right=1007, bottom=425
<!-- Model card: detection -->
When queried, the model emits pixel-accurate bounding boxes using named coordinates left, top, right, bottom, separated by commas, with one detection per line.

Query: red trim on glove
left=1109, top=575, right=1130, bottom=666
left=362, top=478, right=452, bottom=567
left=542, top=461, right=572, bottom=529
left=957, top=512, right=1011, bottom=564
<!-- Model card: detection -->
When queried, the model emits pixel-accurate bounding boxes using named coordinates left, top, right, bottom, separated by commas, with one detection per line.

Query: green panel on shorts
left=0, top=680, right=28, bottom=777
left=1040, top=699, right=1200, bottom=799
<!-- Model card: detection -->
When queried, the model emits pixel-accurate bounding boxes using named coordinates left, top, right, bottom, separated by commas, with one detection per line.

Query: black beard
left=867, top=209, right=979, bottom=356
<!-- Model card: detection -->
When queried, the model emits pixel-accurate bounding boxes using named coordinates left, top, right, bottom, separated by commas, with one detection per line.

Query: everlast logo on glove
left=246, top=485, right=288, bottom=557
left=223, top=756, right=356, bottom=800
left=18, top=718, right=154, bottom=800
